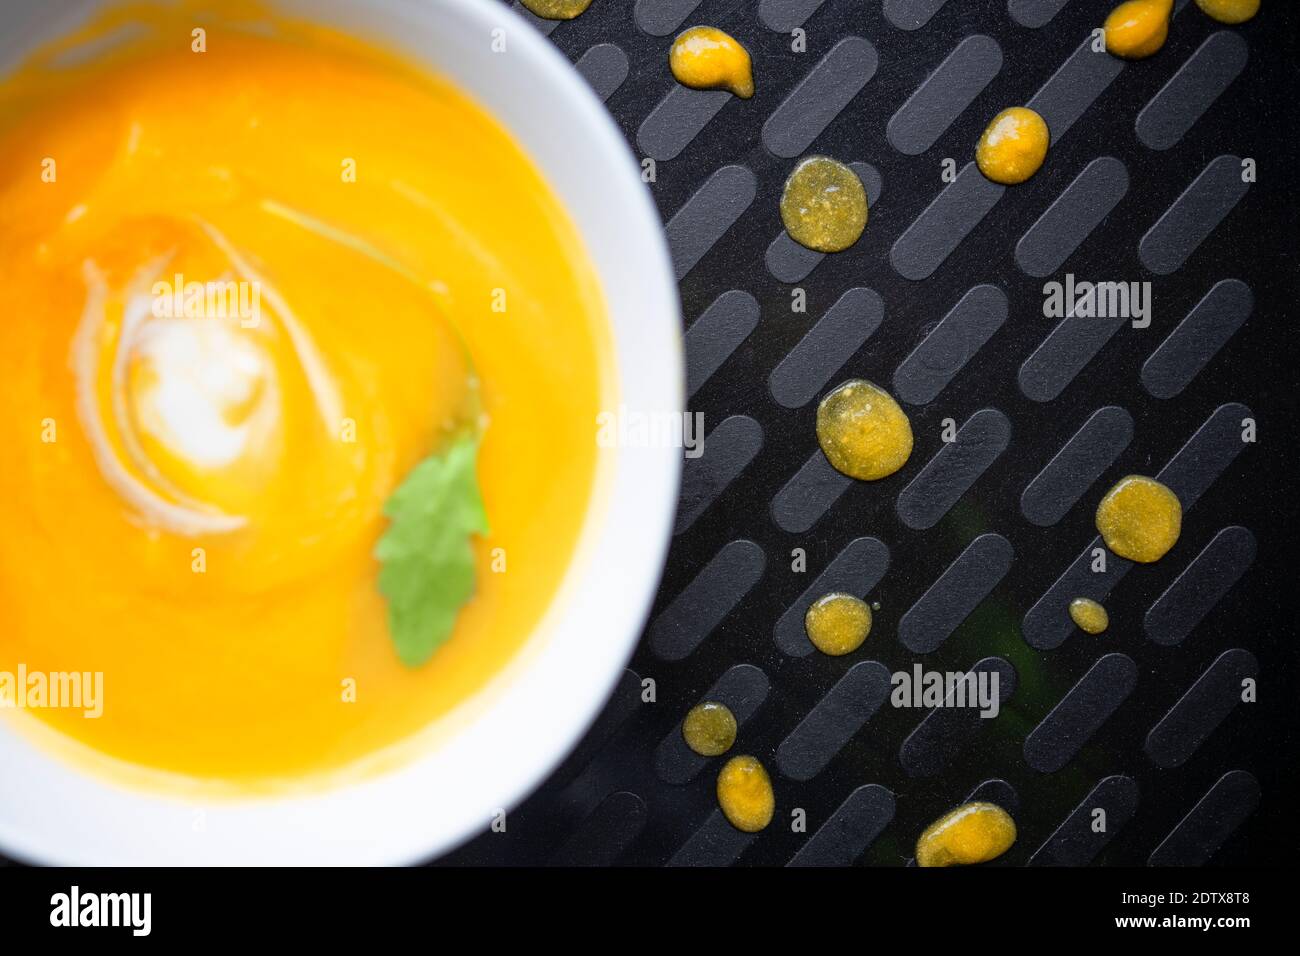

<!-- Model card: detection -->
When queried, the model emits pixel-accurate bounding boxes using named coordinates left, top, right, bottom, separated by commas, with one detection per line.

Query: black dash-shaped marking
left=759, top=0, right=828, bottom=32
left=899, top=535, right=1014, bottom=653
left=891, top=163, right=1004, bottom=281
left=1022, top=538, right=1133, bottom=651
left=1155, top=402, right=1252, bottom=508
left=667, top=809, right=756, bottom=866
left=547, top=669, right=643, bottom=789
left=762, top=37, right=878, bottom=158
left=674, top=415, right=763, bottom=534
left=1022, top=404, right=1251, bottom=650
left=1018, top=308, right=1128, bottom=403
left=1023, top=653, right=1138, bottom=773
left=685, top=290, right=760, bottom=398
left=882, top=0, right=949, bottom=30
left=1026, top=35, right=1124, bottom=144
left=788, top=785, right=895, bottom=867
left=1029, top=776, right=1140, bottom=866
left=633, top=0, right=703, bottom=36
left=665, top=165, right=757, bottom=281
left=893, top=284, right=1007, bottom=406
left=766, top=235, right=825, bottom=287
left=765, top=164, right=882, bottom=283
left=1137, top=31, right=1248, bottom=151
left=1021, top=406, right=1134, bottom=527
left=897, top=409, right=1011, bottom=530
left=769, top=288, right=884, bottom=409
left=655, top=664, right=770, bottom=784
left=1142, top=279, right=1252, bottom=399
left=887, top=35, right=1002, bottom=156
left=966, top=778, right=1020, bottom=815
left=1139, top=155, right=1249, bottom=276
left=776, top=661, right=892, bottom=781
left=574, top=43, right=629, bottom=102
left=548, top=792, right=647, bottom=866
left=511, top=1, right=559, bottom=36
left=898, top=657, right=1017, bottom=778
left=1148, top=770, right=1259, bottom=866
left=771, top=451, right=852, bottom=534
left=774, top=537, right=890, bottom=657
left=1145, top=526, right=1256, bottom=647
left=1145, top=649, right=1258, bottom=769
left=638, top=86, right=733, bottom=162
left=1007, top=0, right=1072, bottom=28
left=649, top=540, right=766, bottom=661
left=1016, top=157, right=1129, bottom=278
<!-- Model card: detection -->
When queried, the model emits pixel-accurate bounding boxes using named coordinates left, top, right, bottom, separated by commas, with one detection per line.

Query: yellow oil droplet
left=717, top=755, right=775, bottom=832
left=518, top=0, right=593, bottom=19
left=816, top=379, right=912, bottom=481
left=1195, top=0, right=1259, bottom=23
left=1096, top=475, right=1183, bottom=563
left=916, top=802, right=1017, bottom=867
left=1069, top=598, right=1109, bottom=634
left=779, top=156, right=868, bottom=253
left=976, top=106, right=1050, bottom=185
left=682, top=701, right=738, bottom=756
left=669, top=26, right=754, bottom=98
left=1104, top=0, right=1174, bottom=59
left=805, top=592, right=873, bottom=656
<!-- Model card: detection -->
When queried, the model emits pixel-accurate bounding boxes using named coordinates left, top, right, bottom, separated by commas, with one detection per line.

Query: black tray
left=2, top=0, right=1292, bottom=870
left=437, top=0, right=1298, bottom=866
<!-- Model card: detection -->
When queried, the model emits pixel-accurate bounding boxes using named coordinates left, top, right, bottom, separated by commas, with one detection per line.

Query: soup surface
left=0, top=3, right=610, bottom=785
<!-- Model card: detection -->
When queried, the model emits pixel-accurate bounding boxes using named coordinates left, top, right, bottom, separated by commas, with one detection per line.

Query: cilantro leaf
left=375, top=433, right=488, bottom=667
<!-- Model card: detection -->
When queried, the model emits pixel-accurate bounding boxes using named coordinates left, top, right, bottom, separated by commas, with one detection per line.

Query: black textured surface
left=437, top=0, right=1298, bottom=867
left=2, top=0, right=1289, bottom=871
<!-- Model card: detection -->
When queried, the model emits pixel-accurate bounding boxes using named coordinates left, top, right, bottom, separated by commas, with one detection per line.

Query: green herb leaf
left=375, top=433, right=488, bottom=667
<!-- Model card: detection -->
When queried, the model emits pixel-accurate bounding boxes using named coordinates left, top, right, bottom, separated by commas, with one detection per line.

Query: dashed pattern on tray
left=436, top=0, right=1282, bottom=868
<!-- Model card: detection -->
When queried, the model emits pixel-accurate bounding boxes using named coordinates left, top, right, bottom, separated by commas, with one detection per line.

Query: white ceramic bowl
left=0, top=0, right=681, bottom=864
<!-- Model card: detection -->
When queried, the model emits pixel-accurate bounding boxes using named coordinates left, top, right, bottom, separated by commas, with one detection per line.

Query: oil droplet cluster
left=816, top=379, right=913, bottom=481
left=679, top=694, right=770, bottom=829
left=679, top=697, right=770, bottom=830
left=976, top=106, right=1050, bottom=185
left=545, top=0, right=1253, bottom=855
left=669, top=26, right=754, bottom=98
left=1096, top=475, right=1183, bottom=563
left=682, top=701, right=738, bottom=757
left=716, top=755, right=776, bottom=832
left=915, top=802, right=1017, bottom=867
left=1069, top=598, right=1110, bottom=634
left=780, top=156, right=869, bottom=253
left=984, top=0, right=1258, bottom=183
left=518, top=0, right=593, bottom=20
left=1103, top=0, right=1257, bottom=61
left=805, top=593, right=873, bottom=656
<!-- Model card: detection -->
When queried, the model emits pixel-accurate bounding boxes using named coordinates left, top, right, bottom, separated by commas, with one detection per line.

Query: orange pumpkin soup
left=0, top=4, right=610, bottom=785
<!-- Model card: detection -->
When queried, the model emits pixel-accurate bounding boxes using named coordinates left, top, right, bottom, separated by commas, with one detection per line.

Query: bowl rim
left=0, top=0, right=683, bottom=865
